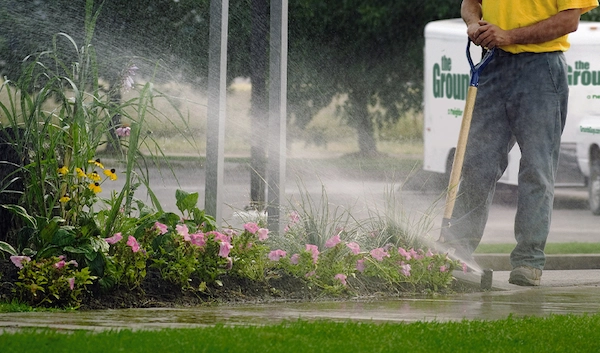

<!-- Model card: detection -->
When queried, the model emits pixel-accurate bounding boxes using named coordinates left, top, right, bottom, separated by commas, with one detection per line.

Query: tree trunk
left=348, top=89, right=377, bottom=156
left=249, top=0, right=269, bottom=211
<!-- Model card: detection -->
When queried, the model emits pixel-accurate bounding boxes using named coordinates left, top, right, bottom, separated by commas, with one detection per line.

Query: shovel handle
left=441, top=41, right=495, bottom=230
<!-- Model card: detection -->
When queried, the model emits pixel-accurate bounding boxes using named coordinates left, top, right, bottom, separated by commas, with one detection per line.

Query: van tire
left=588, top=149, right=600, bottom=215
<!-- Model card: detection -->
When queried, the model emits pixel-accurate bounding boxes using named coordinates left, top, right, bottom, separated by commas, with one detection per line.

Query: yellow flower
left=103, top=168, right=118, bottom=181
left=88, top=182, right=102, bottom=194
left=58, top=165, right=69, bottom=176
left=59, top=195, right=71, bottom=203
left=76, top=168, right=86, bottom=178
left=88, top=171, right=101, bottom=182
left=88, top=159, right=104, bottom=170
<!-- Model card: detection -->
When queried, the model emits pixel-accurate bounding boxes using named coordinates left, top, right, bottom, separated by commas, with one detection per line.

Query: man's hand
left=469, top=20, right=511, bottom=48
left=466, top=9, right=581, bottom=48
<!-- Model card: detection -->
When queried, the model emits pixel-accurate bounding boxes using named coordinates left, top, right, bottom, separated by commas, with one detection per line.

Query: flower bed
left=0, top=0, right=466, bottom=310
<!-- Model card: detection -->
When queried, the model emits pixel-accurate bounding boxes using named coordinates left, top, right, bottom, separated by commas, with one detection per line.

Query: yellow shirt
left=482, top=0, right=599, bottom=53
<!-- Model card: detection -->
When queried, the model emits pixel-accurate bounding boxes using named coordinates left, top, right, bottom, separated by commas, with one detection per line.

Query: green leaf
left=175, top=189, right=198, bottom=214
left=90, top=236, right=109, bottom=254
left=52, top=228, right=76, bottom=247
left=1, top=205, right=36, bottom=228
left=22, top=248, right=36, bottom=257
left=63, top=246, right=87, bottom=254
left=40, top=219, right=60, bottom=245
left=37, top=246, right=60, bottom=259
left=199, top=281, right=207, bottom=292
left=0, top=241, right=17, bottom=256
left=160, top=212, right=181, bottom=225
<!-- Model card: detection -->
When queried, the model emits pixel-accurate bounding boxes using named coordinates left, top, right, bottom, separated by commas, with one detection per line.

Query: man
left=440, top=0, right=598, bottom=286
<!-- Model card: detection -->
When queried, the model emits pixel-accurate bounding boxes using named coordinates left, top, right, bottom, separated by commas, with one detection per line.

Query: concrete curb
left=474, top=254, right=600, bottom=271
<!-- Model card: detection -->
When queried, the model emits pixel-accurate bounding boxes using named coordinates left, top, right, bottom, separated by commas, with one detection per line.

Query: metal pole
left=249, top=0, right=269, bottom=211
left=266, top=0, right=288, bottom=234
left=205, top=0, right=229, bottom=224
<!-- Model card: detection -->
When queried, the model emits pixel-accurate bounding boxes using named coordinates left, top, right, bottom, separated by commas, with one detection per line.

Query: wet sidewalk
left=1, top=269, right=599, bottom=332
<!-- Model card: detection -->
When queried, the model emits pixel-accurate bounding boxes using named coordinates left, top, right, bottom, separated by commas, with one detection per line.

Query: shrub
left=11, top=255, right=95, bottom=308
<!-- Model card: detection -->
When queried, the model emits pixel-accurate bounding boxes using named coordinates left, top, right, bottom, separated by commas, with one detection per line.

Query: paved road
left=105, top=161, right=600, bottom=244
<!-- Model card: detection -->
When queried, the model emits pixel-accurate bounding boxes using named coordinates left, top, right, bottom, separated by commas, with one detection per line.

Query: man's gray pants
left=441, top=49, right=569, bottom=270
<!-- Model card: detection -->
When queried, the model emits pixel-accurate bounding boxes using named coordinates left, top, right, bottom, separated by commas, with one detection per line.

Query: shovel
left=440, top=40, right=495, bottom=241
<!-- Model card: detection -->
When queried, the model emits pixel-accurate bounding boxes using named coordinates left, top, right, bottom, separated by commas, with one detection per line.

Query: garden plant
left=0, top=0, right=464, bottom=310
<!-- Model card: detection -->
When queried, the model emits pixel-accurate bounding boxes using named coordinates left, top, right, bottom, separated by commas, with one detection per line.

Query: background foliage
left=0, top=0, right=462, bottom=154
left=1, top=1, right=599, bottom=154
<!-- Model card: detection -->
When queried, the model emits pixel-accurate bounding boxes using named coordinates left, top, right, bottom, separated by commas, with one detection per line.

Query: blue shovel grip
left=466, top=39, right=495, bottom=87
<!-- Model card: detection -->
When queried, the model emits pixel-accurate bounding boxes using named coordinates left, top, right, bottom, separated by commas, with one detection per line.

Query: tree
left=287, top=0, right=461, bottom=156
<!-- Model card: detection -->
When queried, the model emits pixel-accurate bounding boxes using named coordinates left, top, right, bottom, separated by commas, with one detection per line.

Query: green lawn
left=475, top=242, right=600, bottom=254
left=2, top=315, right=600, bottom=352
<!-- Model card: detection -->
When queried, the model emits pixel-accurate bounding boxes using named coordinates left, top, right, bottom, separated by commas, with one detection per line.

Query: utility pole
left=266, top=0, right=288, bottom=234
left=205, top=0, right=229, bottom=224
left=249, top=0, right=269, bottom=212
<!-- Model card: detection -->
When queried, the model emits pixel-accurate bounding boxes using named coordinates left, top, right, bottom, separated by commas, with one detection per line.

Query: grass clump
left=2, top=314, right=600, bottom=352
left=475, top=242, right=600, bottom=254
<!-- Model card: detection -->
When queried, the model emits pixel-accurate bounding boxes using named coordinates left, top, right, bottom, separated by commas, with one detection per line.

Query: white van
left=423, top=19, right=600, bottom=190
left=576, top=116, right=600, bottom=214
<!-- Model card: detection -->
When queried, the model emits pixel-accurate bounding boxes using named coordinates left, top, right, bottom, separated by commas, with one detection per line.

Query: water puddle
left=1, top=286, right=599, bottom=331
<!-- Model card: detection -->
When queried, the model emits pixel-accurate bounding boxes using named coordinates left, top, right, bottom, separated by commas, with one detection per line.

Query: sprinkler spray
left=480, top=268, right=493, bottom=290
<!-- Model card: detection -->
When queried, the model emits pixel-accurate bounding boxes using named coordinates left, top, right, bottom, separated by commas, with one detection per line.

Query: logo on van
left=569, top=61, right=600, bottom=86
left=580, top=126, right=600, bottom=134
left=432, top=56, right=469, bottom=101
left=433, top=59, right=600, bottom=102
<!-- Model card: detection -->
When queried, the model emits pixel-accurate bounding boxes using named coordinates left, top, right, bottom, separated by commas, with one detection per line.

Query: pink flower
left=426, top=249, right=434, bottom=257
left=154, top=222, right=168, bottom=235
left=268, top=249, right=287, bottom=261
left=289, top=211, right=300, bottom=224
left=440, top=265, right=448, bottom=273
left=370, top=248, right=389, bottom=261
left=10, top=255, right=31, bottom=269
left=68, top=260, right=78, bottom=267
left=462, top=262, right=468, bottom=273
left=244, top=222, right=260, bottom=234
left=54, top=260, right=66, bottom=269
left=334, top=273, right=347, bottom=286
left=401, top=263, right=412, bottom=277
left=346, top=242, right=361, bottom=255
left=410, top=248, right=421, bottom=260
left=219, top=241, right=233, bottom=258
left=211, top=231, right=231, bottom=243
left=105, top=232, right=123, bottom=244
left=127, top=236, right=140, bottom=253
left=115, top=126, right=131, bottom=137
left=290, top=253, right=300, bottom=265
left=189, top=232, right=206, bottom=247
left=257, top=228, right=269, bottom=241
left=121, top=65, right=138, bottom=92
left=222, top=228, right=238, bottom=237
left=305, top=244, right=320, bottom=264
left=325, top=234, right=341, bottom=248
left=356, top=259, right=366, bottom=273
left=398, top=247, right=411, bottom=260
left=175, top=224, right=190, bottom=238
left=67, top=277, right=75, bottom=291
left=305, top=270, right=316, bottom=278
